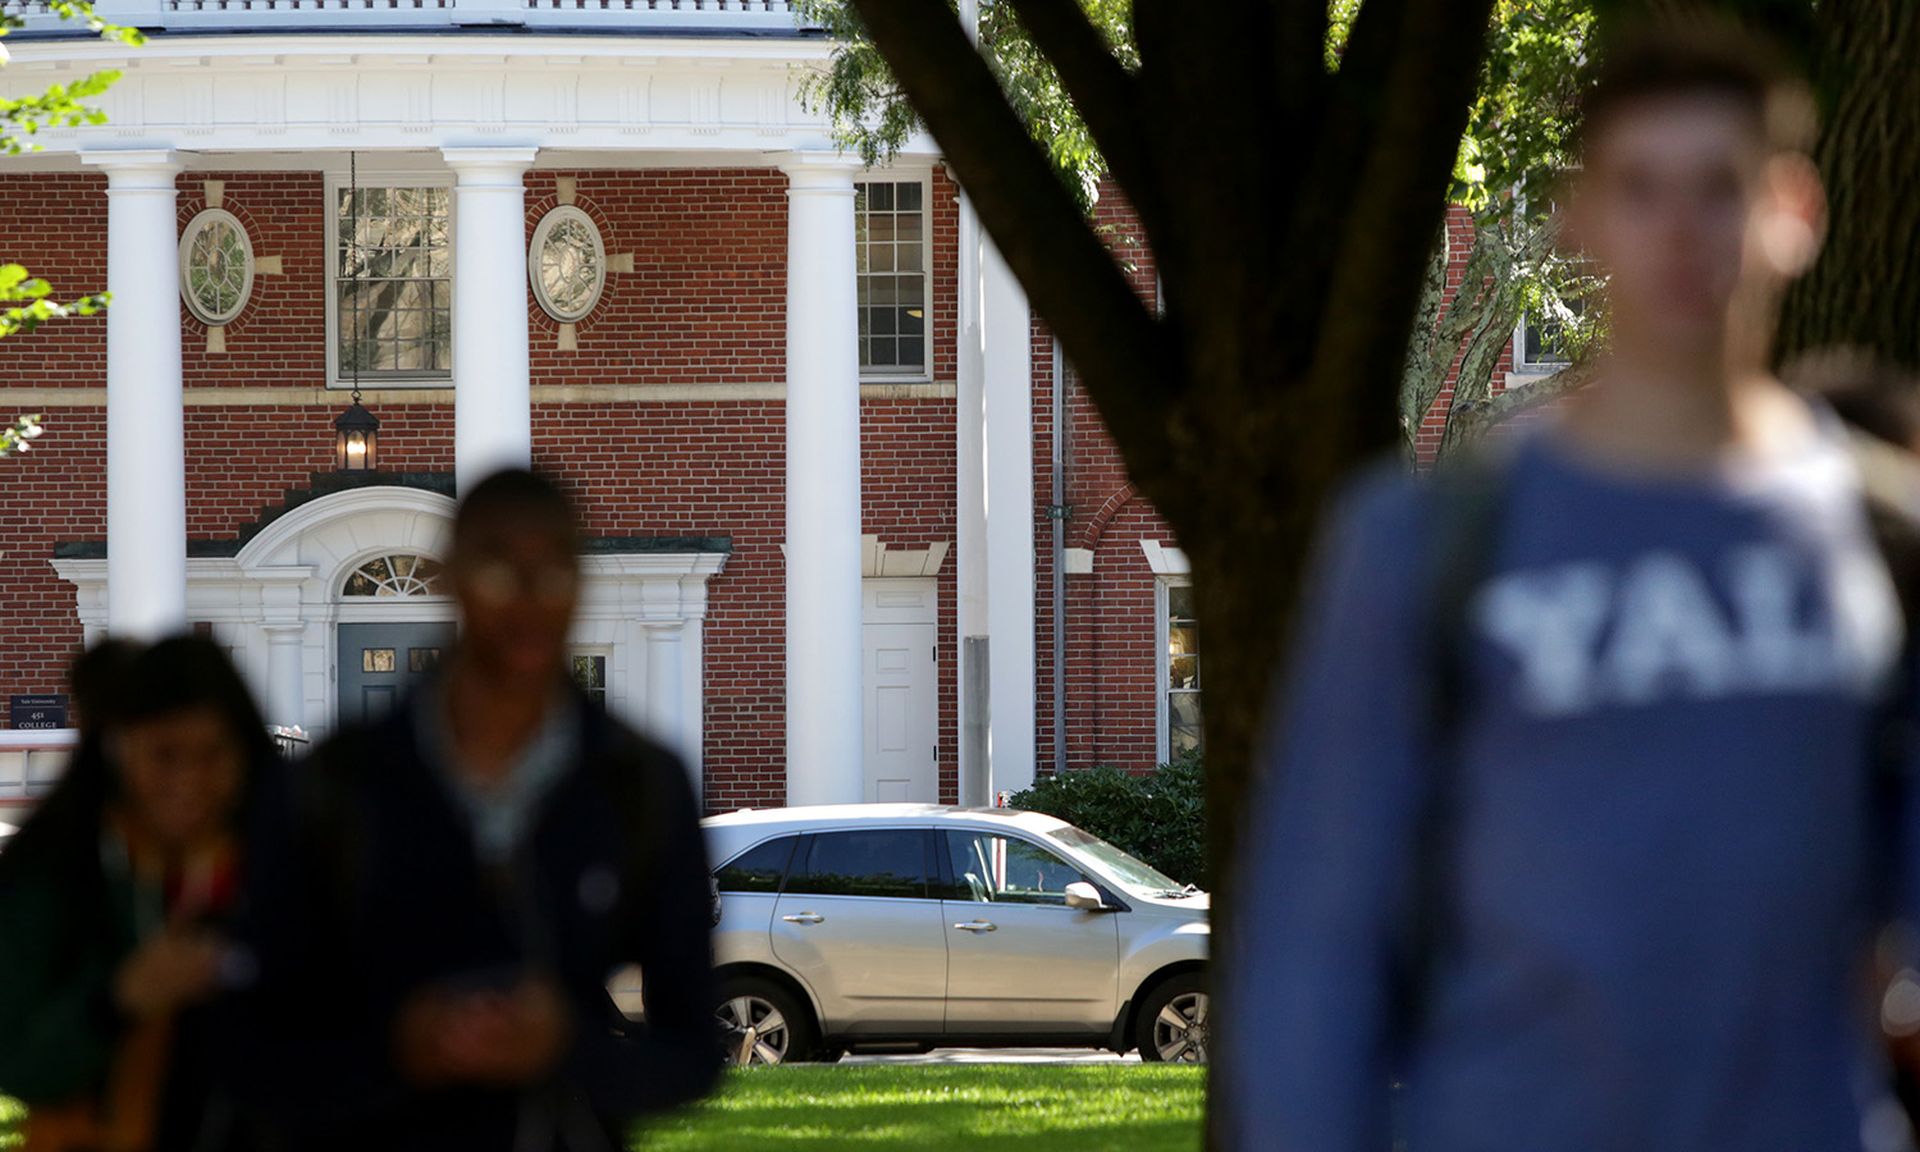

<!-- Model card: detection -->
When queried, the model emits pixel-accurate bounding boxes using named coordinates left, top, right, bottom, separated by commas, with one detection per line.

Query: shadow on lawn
left=636, top=1065, right=1204, bottom=1152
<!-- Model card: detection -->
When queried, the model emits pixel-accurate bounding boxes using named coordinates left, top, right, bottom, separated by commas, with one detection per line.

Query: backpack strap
left=1849, top=430, right=1920, bottom=647
left=1843, top=432, right=1920, bottom=923
left=1391, top=451, right=1511, bottom=1046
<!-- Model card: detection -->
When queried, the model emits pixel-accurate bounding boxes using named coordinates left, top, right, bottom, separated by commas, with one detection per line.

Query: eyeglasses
left=460, top=559, right=578, bottom=608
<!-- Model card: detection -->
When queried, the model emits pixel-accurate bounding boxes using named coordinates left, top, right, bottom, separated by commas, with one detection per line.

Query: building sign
left=9, top=694, right=68, bottom=730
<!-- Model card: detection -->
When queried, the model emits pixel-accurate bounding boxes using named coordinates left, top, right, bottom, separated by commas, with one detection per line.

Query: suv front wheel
left=1134, top=972, right=1208, bottom=1064
left=715, top=974, right=819, bottom=1067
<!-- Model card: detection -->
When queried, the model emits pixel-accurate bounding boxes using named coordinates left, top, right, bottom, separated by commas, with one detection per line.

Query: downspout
left=1050, top=338, right=1068, bottom=775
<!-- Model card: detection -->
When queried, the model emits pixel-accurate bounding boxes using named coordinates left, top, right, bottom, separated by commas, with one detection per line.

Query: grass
left=6, top=1065, right=1206, bottom=1152
left=634, top=1065, right=1204, bottom=1151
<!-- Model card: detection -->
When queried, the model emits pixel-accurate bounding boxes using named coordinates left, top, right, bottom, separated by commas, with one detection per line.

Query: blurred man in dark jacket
left=261, top=469, right=719, bottom=1152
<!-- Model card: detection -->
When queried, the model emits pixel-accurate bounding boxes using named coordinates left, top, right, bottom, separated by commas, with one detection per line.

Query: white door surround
left=49, top=484, right=726, bottom=788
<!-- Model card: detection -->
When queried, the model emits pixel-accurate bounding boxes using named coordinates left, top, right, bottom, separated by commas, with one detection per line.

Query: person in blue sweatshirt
left=1227, top=21, right=1918, bottom=1152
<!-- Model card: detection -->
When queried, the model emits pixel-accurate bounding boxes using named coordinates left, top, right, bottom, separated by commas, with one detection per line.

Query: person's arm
left=0, top=876, right=121, bottom=1102
left=566, top=744, right=722, bottom=1125
left=1224, top=471, right=1436, bottom=1152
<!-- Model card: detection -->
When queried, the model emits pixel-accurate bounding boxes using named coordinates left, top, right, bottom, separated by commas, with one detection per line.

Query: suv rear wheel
left=1134, top=972, right=1208, bottom=1064
left=715, top=974, right=819, bottom=1067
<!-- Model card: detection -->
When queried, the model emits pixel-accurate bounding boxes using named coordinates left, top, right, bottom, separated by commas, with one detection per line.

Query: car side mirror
left=1064, top=881, right=1107, bottom=912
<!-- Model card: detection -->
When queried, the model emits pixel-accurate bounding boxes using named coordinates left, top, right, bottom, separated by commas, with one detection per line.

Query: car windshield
left=1046, top=826, right=1192, bottom=895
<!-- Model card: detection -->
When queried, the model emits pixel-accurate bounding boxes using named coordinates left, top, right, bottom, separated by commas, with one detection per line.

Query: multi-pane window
left=1165, top=583, right=1203, bottom=760
left=571, top=652, right=608, bottom=706
left=854, top=181, right=928, bottom=375
left=341, top=554, right=444, bottom=598
left=1521, top=295, right=1586, bottom=368
left=336, top=186, right=452, bottom=380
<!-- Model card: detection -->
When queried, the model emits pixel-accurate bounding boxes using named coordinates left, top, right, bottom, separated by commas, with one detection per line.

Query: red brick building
left=0, top=6, right=1527, bottom=814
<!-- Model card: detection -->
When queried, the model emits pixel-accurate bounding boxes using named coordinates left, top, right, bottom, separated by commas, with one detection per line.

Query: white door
left=863, top=579, right=938, bottom=803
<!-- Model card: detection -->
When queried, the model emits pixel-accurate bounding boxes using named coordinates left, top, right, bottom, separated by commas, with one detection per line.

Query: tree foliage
left=0, top=1, right=143, bottom=447
left=794, top=0, right=1134, bottom=211
left=0, top=414, right=41, bottom=458
left=800, top=0, right=1604, bottom=462
left=1401, top=0, right=1603, bottom=460
left=1010, top=758, right=1207, bottom=888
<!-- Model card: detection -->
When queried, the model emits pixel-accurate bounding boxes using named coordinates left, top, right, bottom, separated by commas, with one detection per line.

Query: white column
left=778, top=152, right=865, bottom=807
left=984, top=239, right=1036, bottom=795
left=443, top=147, right=536, bottom=496
left=955, top=183, right=992, bottom=807
left=263, top=624, right=304, bottom=730
left=82, top=150, right=186, bottom=640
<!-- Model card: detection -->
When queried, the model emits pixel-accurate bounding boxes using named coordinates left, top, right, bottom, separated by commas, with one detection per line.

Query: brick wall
left=0, top=163, right=963, bottom=806
left=178, top=172, right=329, bottom=387
left=3, top=160, right=1514, bottom=796
left=0, top=407, right=104, bottom=722
left=1033, top=189, right=1178, bottom=775
left=0, top=174, right=108, bottom=390
left=523, top=171, right=787, bottom=387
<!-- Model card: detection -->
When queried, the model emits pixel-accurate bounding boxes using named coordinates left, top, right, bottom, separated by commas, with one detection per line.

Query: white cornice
left=0, top=35, right=956, bottom=160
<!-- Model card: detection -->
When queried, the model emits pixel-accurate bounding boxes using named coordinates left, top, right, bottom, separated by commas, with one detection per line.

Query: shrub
left=1008, top=757, right=1207, bottom=888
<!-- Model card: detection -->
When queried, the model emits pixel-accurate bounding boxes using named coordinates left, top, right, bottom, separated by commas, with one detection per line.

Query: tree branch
left=1302, top=0, right=1497, bottom=448
left=1268, top=0, right=1414, bottom=325
left=1270, top=0, right=1331, bottom=129
left=1445, top=358, right=1595, bottom=453
left=847, top=0, right=1175, bottom=483
left=1003, top=0, right=1164, bottom=235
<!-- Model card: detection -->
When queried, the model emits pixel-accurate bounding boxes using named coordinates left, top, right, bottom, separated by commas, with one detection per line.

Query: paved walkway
left=842, top=1047, right=1141, bottom=1065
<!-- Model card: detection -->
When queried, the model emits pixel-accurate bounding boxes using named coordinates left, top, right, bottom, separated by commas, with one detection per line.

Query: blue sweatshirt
left=1230, top=425, right=1913, bottom=1152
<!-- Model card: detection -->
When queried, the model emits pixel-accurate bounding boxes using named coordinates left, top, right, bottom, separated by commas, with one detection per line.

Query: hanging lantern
left=334, top=398, right=380, bottom=472
left=333, top=149, right=380, bottom=473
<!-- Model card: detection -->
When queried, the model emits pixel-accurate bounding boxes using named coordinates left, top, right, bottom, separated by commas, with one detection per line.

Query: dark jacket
left=257, top=688, right=720, bottom=1152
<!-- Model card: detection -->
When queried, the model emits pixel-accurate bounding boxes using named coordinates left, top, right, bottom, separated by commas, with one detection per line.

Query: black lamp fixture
left=335, top=149, right=380, bottom=473
left=335, top=397, right=380, bottom=471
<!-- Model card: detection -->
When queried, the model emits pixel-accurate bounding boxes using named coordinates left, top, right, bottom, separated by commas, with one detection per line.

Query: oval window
left=529, top=205, right=607, bottom=323
left=178, top=208, right=255, bottom=326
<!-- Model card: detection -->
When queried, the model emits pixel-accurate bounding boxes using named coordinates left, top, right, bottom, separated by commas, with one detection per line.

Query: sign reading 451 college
left=9, top=694, right=67, bottom=730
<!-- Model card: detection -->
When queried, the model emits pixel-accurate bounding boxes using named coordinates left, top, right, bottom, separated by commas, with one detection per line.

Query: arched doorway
left=334, top=551, right=456, bottom=725
left=53, top=483, right=727, bottom=797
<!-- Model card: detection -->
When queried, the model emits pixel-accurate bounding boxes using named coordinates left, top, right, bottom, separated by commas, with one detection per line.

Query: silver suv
left=701, top=804, right=1209, bottom=1065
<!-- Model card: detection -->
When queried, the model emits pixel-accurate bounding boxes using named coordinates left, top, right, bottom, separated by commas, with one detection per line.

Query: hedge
left=1008, top=757, right=1207, bottom=888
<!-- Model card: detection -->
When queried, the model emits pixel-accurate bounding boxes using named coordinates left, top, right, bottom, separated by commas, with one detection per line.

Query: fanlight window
left=342, top=554, right=445, bottom=598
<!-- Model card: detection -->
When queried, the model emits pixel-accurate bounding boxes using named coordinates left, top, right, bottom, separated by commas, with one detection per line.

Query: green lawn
left=5, top=1065, right=1206, bottom=1152
left=635, top=1065, right=1205, bottom=1151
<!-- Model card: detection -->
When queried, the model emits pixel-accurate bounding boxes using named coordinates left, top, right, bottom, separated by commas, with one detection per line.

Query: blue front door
left=336, top=621, right=457, bottom=727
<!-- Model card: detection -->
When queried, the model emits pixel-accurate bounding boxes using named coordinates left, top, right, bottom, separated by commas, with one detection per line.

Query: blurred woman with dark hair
left=0, top=636, right=280, bottom=1152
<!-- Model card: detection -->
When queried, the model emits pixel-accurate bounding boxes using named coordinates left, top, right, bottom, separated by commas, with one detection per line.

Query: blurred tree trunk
left=841, top=2, right=1494, bottom=1144
left=1777, top=0, right=1920, bottom=370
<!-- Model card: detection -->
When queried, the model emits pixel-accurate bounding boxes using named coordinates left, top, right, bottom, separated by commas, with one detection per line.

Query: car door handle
left=953, top=920, right=997, bottom=933
left=782, top=912, right=824, bottom=925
